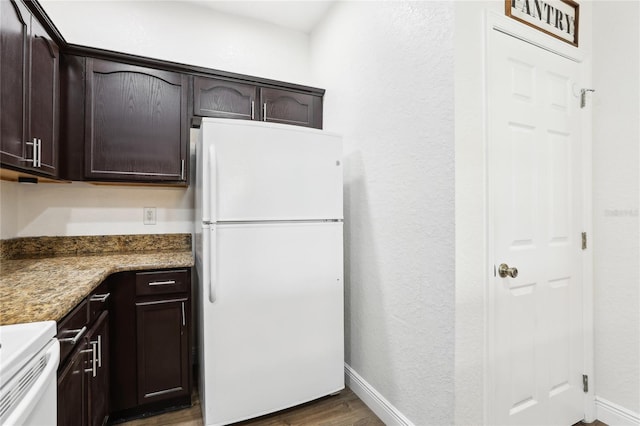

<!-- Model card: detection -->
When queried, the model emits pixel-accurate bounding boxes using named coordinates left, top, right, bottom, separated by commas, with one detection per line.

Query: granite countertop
left=0, top=235, right=194, bottom=326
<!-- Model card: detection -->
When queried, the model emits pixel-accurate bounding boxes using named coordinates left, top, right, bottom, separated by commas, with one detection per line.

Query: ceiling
left=189, top=0, right=335, bottom=33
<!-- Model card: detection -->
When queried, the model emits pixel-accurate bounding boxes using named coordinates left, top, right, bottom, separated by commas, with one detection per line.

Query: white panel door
left=202, top=222, right=344, bottom=426
left=201, top=118, right=343, bottom=222
left=488, top=29, right=584, bottom=425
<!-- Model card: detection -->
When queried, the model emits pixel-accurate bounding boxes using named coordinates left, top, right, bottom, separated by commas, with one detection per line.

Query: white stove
left=0, top=321, right=59, bottom=425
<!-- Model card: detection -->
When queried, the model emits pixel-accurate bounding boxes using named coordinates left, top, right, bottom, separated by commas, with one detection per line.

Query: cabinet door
left=136, top=297, right=189, bottom=405
left=193, top=76, right=257, bottom=120
left=85, top=59, right=188, bottom=182
left=28, top=17, right=58, bottom=176
left=57, top=346, right=86, bottom=426
left=86, top=311, right=110, bottom=426
left=260, top=88, right=322, bottom=129
left=0, top=0, right=29, bottom=168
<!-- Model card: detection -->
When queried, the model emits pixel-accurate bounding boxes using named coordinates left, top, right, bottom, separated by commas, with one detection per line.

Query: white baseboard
left=344, top=363, right=414, bottom=426
left=595, top=397, right=640, bottom=426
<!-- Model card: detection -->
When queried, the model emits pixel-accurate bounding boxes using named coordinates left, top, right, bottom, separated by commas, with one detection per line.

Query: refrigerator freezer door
left=201, top=222, right=344, bottom=425
left=201, top=119, right=343, bottom=222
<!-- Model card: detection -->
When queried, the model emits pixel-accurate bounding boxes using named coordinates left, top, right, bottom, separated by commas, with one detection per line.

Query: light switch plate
left=143, top=207, right=156, bottom=225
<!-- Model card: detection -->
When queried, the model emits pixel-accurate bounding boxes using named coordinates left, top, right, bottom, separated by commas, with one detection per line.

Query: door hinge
left=581, top=232, right=587, bottom=250
left=582, top=374, right=589, bottom=393
left=580, top=88, right=595, bottom=108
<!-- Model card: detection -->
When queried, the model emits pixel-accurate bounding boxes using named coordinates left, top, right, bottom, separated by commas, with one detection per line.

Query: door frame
left=483, top=11, right=595, bottom=424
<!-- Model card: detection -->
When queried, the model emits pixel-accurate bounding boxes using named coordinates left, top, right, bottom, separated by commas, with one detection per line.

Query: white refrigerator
left=194, top=118, right=344, bottom=426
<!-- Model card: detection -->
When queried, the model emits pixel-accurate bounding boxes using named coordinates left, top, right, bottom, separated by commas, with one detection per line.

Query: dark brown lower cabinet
left=57, top=348, right=86, bottom=426
left=86, top=312, right=110, bottom=426
left=136, top=297, right=189, bottom=405
left=57, top=301, right=109, bottom=426
left=58, top=269, right=191, bottom=424
left=110, top=268, right=192, bottom=422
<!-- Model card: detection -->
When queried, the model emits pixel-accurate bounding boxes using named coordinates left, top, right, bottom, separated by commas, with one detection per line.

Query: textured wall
left=39, top=0, right=311, bottom=85
left=311, top=2, right=455, bottom=424
left=592, top=0, right=640, bottom=414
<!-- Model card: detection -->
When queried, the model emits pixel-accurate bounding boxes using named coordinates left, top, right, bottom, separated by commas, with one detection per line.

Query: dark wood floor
left=120, top=388, right=608, bottom=426
left=121, top=387, right=384, bottom=426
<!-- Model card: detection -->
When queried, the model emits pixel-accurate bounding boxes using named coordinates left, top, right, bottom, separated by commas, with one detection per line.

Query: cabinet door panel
left=29, top=17, right=58, bottom=176
left=57, top=347, right=86, bottom=426
left=136, top=298, right=189, bottom=404
left=85, top=59, right=187, bottom=181
left=260, top=88, right=322, bottom=129
left=194, top=77, right=257, bottom=120
left=86, top=311, right=109, bottom=426
left=0, top=0, right=29, bottom=167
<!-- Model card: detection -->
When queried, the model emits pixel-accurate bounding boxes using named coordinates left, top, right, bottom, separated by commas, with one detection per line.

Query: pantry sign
left=506, top=0, right=579, bottom=46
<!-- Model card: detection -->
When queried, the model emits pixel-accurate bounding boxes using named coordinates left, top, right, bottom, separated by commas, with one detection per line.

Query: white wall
left=592, top=0, right=640, bottom=419
left=11, top=181, right=192, bottom=237
left=0, top=180, right=20, bottom=239
left=39, top=0, right=311, bottom=85
left=311, top=2, right=455, bottom=424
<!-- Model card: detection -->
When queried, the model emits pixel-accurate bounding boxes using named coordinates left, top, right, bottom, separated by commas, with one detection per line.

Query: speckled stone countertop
left=0, top=234, right=194, bottom=326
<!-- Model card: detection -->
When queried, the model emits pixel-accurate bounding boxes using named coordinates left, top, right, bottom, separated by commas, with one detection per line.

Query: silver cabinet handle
left=263, top=103, right=267, bottom=121
left=251, top=101, right=255, bottom=120
left=59, top=326, right=87, bottom=344
left=181, top=302, right=186, bottom=327
left=37, top=138, right=42, bottom=167
left=148, top=280, right=176, bottom=286
left=83, top=341, right=97, bottom=377
left=97, top=335, right=102, bottom=368
left=180, top=159, right=185, bottom=180
left=24, top=138, right=37, bottom=167
left=90, top=292, right=110, bottom=303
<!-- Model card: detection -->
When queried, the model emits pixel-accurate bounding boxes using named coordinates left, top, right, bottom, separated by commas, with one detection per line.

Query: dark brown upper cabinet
left=193, top=76, right=322, bottom=129
left=193, top=77, right=258, bottom=120
left=261, top=87, right=322, bottom=128
left=84, top=59, right=188, bottom=183
left=0, top=0, right=58, bottom=177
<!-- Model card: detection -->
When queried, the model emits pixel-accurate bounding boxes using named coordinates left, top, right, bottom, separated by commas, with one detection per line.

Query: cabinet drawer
left=135, top=270, right=188, bottom=296
left=57, top=298, right=88, bottom=364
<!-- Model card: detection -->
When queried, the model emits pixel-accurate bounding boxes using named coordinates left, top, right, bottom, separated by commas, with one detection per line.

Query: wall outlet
left=143, top=207, right=156, bottom=225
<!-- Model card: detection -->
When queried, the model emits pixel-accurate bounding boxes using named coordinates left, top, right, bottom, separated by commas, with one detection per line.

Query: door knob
left=498, top=263, right=518, bottom=278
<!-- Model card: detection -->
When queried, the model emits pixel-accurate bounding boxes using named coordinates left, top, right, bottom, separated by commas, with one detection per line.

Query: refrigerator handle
left=209, top=226, right=218, bottom=303
left=209, top=144, right=217, bottom=222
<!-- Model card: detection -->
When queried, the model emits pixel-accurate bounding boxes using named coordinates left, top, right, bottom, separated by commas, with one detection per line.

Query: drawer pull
left=148, top=280, right=176, bottom=286
left=89, top=292, right=110, bottom=303
left=97, top=335, right=102, bottom=368
left=84, top=341, right=97, bottom=377
left=59, top=326, right=87, bottom=344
